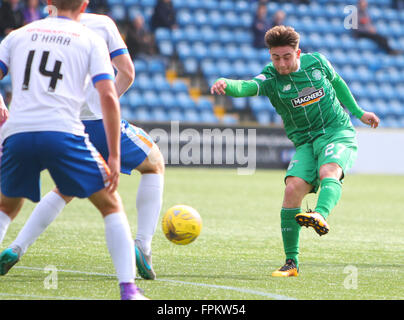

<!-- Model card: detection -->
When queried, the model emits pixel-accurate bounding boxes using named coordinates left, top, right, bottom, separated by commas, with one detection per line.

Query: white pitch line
left=14, top=266, right=297, bottom=300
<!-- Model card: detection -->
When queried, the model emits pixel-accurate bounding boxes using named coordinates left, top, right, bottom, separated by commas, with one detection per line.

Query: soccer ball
left=162, top=205, right=202, bottom=245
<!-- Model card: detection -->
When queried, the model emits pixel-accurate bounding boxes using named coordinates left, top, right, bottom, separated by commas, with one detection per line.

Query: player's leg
left=272, top=143, right=317, bottom=277
left=0, top=195, right=24, bottom=244
left=272, top=177, right=312, bottom=277
left=7, top=188, right=73, bottom=261
left=117, top=121, right=164, bottom=280
left=88, top=189, right=147, bottom=299
left=315, top=162, right=343, bottom=220
left=296, top=130, right=358, bottom=236
left=42, top=131, right=146, bottom=299
left=0, top=195, right=25, bottom=275
left=134, top=143, right=164, bottom=280
left=84, top=119, right=164, bottom=280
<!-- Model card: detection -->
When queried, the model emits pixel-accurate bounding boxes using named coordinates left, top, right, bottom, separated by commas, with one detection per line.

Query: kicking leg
left=295, top=163, right=342, bottom=236
left=134, top=144, right=164, bottom=280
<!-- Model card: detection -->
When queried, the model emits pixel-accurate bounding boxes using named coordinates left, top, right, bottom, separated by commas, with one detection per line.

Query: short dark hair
left=264, top=25, right=300, bottom=49
left=51, top=0, right=85, bottom=11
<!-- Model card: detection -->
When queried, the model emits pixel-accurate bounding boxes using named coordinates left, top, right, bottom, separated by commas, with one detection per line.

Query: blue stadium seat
left=109, top=5, right=126, bottom=21
left=216, top=59, right=233, bottom=78
left=200, top=109, right=218, bottom=123
left=231, top=97, right=248, bottom=111
left=135, top=73, right=154, bottom=90
left=167, top=108, right=184, bottom=121
left=201, top=59, right=217, bottom=78
left=183, top=57, right=199, bottom=74
left=200, top=27, right=217, bottom=44
left=158, top=40, right=174, bottom=56
left=183, top=109, right=201, bottom=123
left=172, top=80, right=189, bottom=93
left=159, top=91, right=178, bottom=110
left=150, top=106, right=169, bottom=122
left=208, top=44, right=226, bottom=60
left=153, top=74, right=171, bottom=91
left=143, top=90, right=162, bottom=108
left=176, top=92, right=196, bottom=109
left=140, top=0, right=156, bottom=8
left=208, top=10, right=224, bottom=28
left=177, top=9, right=193, bottom=27
left=148, top=59, right=166, bottom=75
left=155, top=28, right=171, bottom=42
left=133, top=106, right=151, bottom=121
left=218, top=1, right=234, bottom=12
left=194, top=10, right=208, bottom=27
left=134, top=59, right=148, bottom=74
left=124, top=0, right=140, bottom=6
left=255, top=110, right=272, bottom=125
left=192, top=42, right=209, bottom=61
left=183, top=25, right=200, bottom=42
left=127, top=90, right=144, bottom=109
left=196, top=98, right=214, bottom=111
left=171, top=29, right=186, bottom=44
left=177, top=41, right=192, bottom=60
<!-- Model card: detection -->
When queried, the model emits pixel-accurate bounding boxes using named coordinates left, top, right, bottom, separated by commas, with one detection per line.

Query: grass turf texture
left=0, top=168, right=403, bottom=300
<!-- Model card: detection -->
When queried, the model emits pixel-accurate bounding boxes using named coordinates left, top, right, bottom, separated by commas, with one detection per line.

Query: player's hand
left=360, top=111, right=380, bottom=129
left=106, top=155, right=120, bottom=193
left=210, top=79, right=227, bottom=95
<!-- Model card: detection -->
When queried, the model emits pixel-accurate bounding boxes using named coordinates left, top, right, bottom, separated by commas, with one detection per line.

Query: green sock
left=315, top=177, right=342, bottom=220
left=280, top=207, right=301, bottom=267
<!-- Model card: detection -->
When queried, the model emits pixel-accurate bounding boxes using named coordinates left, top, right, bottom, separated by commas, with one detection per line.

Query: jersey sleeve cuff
left=92, top=73, right=114, bottom=86
left=110, top=48, right=129, bottom=59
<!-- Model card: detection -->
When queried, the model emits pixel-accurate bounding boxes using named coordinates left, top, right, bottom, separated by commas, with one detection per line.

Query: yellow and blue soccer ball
left=162, top=205, right=202, bottom=245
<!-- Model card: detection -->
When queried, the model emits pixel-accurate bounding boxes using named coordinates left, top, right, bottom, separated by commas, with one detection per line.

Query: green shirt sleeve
left=331, top=74, right=365, bottom=119
left=216, top=78, right=259, bottom=97
left=314, top=52, right=365, bottom=119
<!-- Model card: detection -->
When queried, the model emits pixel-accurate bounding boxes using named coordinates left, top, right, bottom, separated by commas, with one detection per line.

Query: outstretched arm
left=210, top=78, right=259, bottom=97
left=331, top=74, right=380, bottom=128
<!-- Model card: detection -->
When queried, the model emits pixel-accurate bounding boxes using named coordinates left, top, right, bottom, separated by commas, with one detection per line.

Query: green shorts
left=285, top=128, right=358, bottom=193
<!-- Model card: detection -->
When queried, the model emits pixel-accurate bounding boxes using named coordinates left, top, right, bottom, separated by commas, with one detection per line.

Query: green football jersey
left=252, top=52, right=356, bottom=147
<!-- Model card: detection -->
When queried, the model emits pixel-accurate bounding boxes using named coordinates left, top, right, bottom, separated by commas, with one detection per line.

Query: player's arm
left=95, top=78, right=121, bottom=192
left=210, top=78, right=258, bottom=97
left=0, top=66, right=9, bottom=125
left=0, top=93, right=9, bottom=125
left=331, top=74, right=379, bottom=128
left=316, top=52, right=380, bottom=128
left=111, top=52, right=135, bottom=98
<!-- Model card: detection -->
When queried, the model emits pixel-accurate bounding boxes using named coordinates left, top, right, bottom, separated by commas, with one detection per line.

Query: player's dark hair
left=51, top=0, right=85, bottom=11
left=264, top=25, right=300, bottom=49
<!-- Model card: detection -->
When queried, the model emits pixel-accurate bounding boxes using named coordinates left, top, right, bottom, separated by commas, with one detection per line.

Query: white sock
left=104, top=212, right=136, bottom=284
left=135, top=174, right=164, bottom=255
left=11, top=191, right=66, bottom=255
left=0, top=211, right=11, bottom=244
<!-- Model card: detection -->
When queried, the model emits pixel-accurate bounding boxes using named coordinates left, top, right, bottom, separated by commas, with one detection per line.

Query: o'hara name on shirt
left=291, top=87, right=325, bottom=108
left=27, top=28, right=81, bottom=46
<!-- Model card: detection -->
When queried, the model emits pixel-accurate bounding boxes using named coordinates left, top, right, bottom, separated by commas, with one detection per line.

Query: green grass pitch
left=0, top=168, right=403, bottom=300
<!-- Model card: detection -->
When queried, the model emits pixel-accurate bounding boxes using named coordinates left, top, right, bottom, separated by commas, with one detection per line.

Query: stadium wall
left=350, top=129, right=404, bottom=175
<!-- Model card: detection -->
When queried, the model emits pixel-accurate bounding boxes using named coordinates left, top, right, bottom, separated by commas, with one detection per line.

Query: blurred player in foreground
left=211, top=26, right=380, bottom=277
left=0, top=1, right=165, bottom=282
left=0, top=0, right=148, bottom=299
